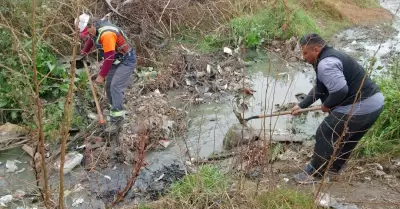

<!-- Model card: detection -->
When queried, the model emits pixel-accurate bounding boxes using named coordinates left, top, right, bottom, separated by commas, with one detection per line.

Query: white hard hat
left=74, top=13, right=90, bottom=32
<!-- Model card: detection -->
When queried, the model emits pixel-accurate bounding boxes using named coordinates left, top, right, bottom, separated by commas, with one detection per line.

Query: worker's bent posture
left=75, top=13, right=136, bottom=133
left=291, top=33, right=384, bottom=184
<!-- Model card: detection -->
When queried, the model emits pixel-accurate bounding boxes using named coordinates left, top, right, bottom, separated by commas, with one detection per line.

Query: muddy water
left=332, top=0, right=400, bottom=75
left=186, top=53, right=325, bottom=158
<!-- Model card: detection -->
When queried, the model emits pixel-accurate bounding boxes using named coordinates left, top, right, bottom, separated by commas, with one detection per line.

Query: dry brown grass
left=330, top=0, right=393, bottom=25
left=299, top=0, right=394, bottom=26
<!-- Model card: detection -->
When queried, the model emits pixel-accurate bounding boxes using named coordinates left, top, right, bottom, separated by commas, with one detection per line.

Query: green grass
left=167, top=165, right=229, bottom=208
left=359, top=59, right=400, bottom=157
left=196, top=1, right=320, bottom=50
left=258, top=188, right=315, bottom=209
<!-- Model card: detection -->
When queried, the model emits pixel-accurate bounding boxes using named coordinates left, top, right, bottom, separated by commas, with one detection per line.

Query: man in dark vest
left=291, top=33, right=384, bottom=184
left=75, top=13, right=137, bottom=133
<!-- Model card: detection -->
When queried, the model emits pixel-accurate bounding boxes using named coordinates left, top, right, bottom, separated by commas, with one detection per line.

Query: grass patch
left=258, top=188, right=315, bottom=209
left=140, top=166, right=316, bottom=209
left=198, top=1, right=320, bottom=50
left=359, top=59, right=400, bottom=157
left=167, top=165, right=230, bottom=208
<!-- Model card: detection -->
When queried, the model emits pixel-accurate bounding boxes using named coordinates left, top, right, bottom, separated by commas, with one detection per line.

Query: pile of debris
left=120, top=88, right=187, bottom=153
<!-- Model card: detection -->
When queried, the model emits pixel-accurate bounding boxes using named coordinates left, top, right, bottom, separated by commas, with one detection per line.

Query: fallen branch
left=110, top=128, right=148, bottom=206
left=0, top=138, right=30, bottom=151
left=104, top=0, right=140, bottom=25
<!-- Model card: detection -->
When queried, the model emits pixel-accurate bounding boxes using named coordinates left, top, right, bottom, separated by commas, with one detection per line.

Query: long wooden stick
left=83, top=61, right=105, bottom=124
left=246, top=106, right=321, bottom=120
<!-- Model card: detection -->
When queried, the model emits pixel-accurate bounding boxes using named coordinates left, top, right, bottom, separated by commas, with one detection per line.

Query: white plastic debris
left=159, top=139, right=172, bottom=148
left=104, top=175, right=112, bottom=181
left=16, top=168, right=26, bottom=174
left=223, top=47, right=233, bottom=55
left=154, top=173, right=165, bottom=182
left=54, top=152, right=83, bottom=174
left=72, top=197, right=84, bottom=207
left=317, top=193, right=359, bottom=209
left=317, top=193, right=337, bottom=207
left=0, top=195, right=13, bottom=207
left=87, top=112, right=98, bottom=120
left=6, top=160, right=18, bottom=173
left=206, top=64, right=212, bottom=74
left=154, top=89, right=162, bottom=97
left=217, top=65, right=222, bottom=74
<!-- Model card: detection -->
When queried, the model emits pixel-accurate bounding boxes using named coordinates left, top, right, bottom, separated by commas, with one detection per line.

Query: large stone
left=223, top=124, right=258, bottom=150
left=0, top=123, right=28, bottom=144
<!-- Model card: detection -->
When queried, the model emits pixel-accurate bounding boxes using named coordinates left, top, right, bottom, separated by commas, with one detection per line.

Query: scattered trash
left=317, top=192, right=359, bottom=209
left=159, top=139, right=172, bottom=148
left=6, top=160, right=18, bottom=173
left=54, top=152, right=83, bottom=174
left=223, top=47, right=233, bottom=55
left=16, top=168, right=26, bottom=174
left=277, top=72, right=290, bottom=82
left=137, top=70, right=158, bottom=81
left=87, top=112, right=98, bottom=120
left=283, top=178, right=289, bottom=183
left=104, top=175, right=112, bottom=181
left=0, top=195, right=13, bottom=207
left=367, top=163, right=383, bottom=171
left=153, top=89, right=163, bottom=97
left=154, top=173, right=165, bottom=182
left=206, top=64, right=212, bottom=74
left=72, top=197, right=84, bottom=207
left=75, top=144, right=86, bottom=150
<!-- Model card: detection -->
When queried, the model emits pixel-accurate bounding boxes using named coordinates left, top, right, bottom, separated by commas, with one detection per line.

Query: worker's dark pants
left=105, top=50, right=136, bottom=121
left=310, top=107, right=383, bottom=174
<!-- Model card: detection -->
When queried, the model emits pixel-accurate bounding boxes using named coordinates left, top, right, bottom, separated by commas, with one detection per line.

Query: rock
left=0, top=123, right=28, bottom=142
left=223, top=124, right=258, bottom=150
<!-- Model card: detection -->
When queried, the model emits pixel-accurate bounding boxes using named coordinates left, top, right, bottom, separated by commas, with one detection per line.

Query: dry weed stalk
left=110, top=126, right=149, bottom=206
left=31, top=0, right=53, bottom=207
left=57, top=9, right=81, bottom=209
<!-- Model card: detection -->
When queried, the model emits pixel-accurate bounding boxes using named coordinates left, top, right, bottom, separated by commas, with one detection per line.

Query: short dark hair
left=299, top=33, right=326, bottom=46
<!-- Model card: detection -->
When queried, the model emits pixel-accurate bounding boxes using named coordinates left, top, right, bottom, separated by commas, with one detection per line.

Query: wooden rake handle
left=83, top=61, right=105, bottom=124
left=245, top=106, right=321, bottom=121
